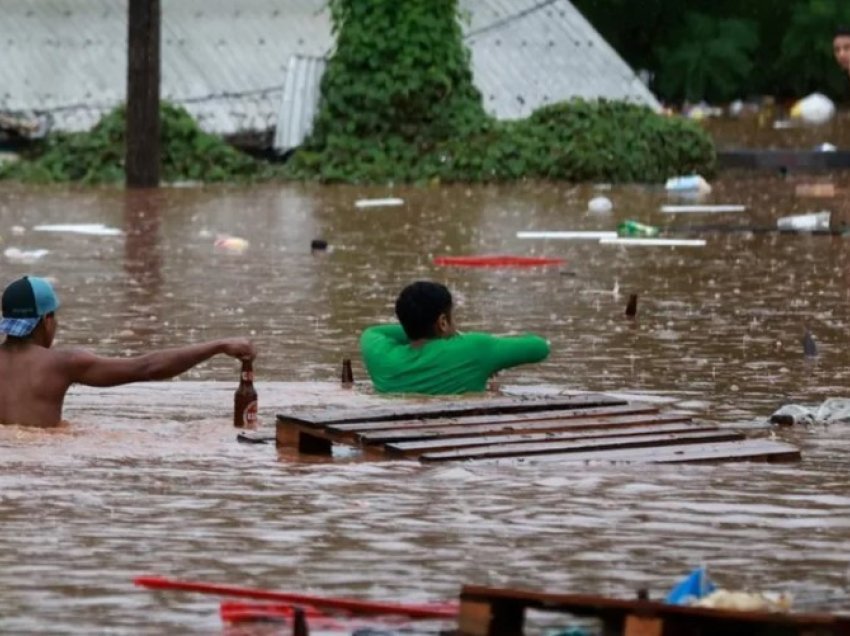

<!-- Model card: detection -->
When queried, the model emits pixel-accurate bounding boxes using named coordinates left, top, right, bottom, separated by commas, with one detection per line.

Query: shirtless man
left=0, top=275, right=255, bottom=427
left=834, top=26, right=850, bottom=75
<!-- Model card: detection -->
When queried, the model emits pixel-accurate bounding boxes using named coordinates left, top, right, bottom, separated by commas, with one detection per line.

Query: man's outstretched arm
left=63, top=338, right=256, bottom=387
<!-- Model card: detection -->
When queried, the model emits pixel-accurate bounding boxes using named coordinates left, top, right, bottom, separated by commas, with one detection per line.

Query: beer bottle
left=234, top=359, right=258, bottom=428
left=341, top=358, right=353, bottom=387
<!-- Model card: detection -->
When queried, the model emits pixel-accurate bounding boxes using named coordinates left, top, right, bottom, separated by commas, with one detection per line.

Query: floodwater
left=2, top=172, right=850, bottom=634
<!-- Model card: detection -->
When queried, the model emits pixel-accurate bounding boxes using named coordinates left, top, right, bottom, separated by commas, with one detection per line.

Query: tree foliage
left=573, top=0, right=850, bottom=102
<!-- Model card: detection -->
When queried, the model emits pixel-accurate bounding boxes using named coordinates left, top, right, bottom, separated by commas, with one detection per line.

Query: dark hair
left=395, top=281, right=452, bottom=340
left=836, top=25, right=850, bottom=38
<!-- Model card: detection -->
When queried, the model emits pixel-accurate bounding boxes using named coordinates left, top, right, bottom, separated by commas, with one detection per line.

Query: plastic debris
left=4, top=247, right=48, bottom=263
left=790, top=93, right=835, bottom=126
left=815, top=142, right=837, bottom=152
left=517, top=231, right=618, bottom=240
left=776, top=211, right=831, bottom=232
left=693, top=590, right=793, bottom=612
left=666, top=567, right=716, bottom=605
left=617, top=220, right=660, bottom=237
left=601, top=237, right=706, bottom=247
left=310, top=239, right=329, bottom=253
left=587, top=196, right=613, bottom=213
left=33, top=223, right=122, bottom=236
left=795, top=183, right=836, bottom=198
left=660, top=205, right=746, bottom=214
left=354, top=198, right=404, bottom=209
left=771, top=399, right=850, bottom=426
left=625, top=293, right=638, bottom=318
left=214, top=235, right=249, bottom=254
left=10, top=225, right=25, bottom=236
left=802, top=329, right=818, bottom=358
left=665, top=175, right=712, bottom=196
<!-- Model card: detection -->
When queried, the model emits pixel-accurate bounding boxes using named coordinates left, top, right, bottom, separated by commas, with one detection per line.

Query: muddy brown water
left=1, top=175, right=850, bottom=634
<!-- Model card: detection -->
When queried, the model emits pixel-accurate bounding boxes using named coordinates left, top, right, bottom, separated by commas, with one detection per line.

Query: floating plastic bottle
left=617, top=220, right=660, bottom=237
left=665, top=175, right=712, bottom=195
left=776, top=211, right=831, bottom=232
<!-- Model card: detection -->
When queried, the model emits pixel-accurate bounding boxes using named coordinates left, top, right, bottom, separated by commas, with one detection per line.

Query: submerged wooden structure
left=458, top=584, right=850, bottom=636
left=275, top=394, right=800, bottom=464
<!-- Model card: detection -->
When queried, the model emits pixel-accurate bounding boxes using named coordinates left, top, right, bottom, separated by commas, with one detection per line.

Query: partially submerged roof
left=0, top=0, right=658, bottom=145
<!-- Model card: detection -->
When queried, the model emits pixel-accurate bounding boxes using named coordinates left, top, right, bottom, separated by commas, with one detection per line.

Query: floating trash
left=617, top=220, right=660, bottom=237
left=10, top=225, right=25, bottom=236
left=600, top=237, right=706, bottom=247
left=33, top=223, right=122, bottom=236
left=433, top=255, right=565, bottom=268
left=517, top=231, right=618, bottom=240
left=794, top=183, right=836, bottom=198
left=624, top=293, right=638, bottom=318
left=660, top=205, right=746, bottom=214
left=587, top=196, right=613, bottom=213
left=791, top=93, right=835, bottom=126
left=354, top=198, right=404, bottom=209
left=815, top=142, right=837, bottom=152
left=214, top=235, right=249, bottom=254
left=802, top=328, right=818, bottom=358
left=4, top=247, right=49, bottom=262
left=310, top=239, right=328, bottom=253
left=776, top=211, right=830, bottom=232
left=665, top=175, right=712, bottom=196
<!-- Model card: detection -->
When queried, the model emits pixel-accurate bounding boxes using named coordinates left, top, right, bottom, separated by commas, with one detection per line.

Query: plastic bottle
left=617, top=220, right=660, bottom=237
left=776, top=211, right=831, bottom=232
left=234, top=360, right=258, bottom=428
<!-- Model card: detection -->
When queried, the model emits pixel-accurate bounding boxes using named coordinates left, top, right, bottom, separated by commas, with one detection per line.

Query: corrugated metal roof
left=0, top=0, right=657, bottom=140
left=274, top=56, right=326, bottom=153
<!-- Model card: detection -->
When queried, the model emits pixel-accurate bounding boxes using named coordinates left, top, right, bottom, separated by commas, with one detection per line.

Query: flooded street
left=2, top=175, right=850, bottom=634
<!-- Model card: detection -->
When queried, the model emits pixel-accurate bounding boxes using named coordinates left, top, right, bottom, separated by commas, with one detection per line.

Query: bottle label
left=242, top=400, right=258, bottom=427
left=241, top=371, right=254, bottom=382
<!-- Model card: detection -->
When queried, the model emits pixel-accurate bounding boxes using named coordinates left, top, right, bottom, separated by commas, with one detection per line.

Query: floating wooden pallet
left=275, top=394, right=800, bottom=464
left=458, top=584, right=850, bottom=636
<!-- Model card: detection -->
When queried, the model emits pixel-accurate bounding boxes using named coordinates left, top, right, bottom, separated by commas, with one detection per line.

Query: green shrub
left=0, top=102, right=272, bottom=184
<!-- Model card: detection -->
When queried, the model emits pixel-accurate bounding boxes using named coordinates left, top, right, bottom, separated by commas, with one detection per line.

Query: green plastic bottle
left=618, top=220, right=660, bottom=237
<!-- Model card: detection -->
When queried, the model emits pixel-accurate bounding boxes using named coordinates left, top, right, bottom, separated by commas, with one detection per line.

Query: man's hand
left=220, top=338, right=256, bottom=361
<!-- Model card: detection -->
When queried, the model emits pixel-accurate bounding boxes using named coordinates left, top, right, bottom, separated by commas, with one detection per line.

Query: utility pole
left=125, top=0, right=161, bottom=188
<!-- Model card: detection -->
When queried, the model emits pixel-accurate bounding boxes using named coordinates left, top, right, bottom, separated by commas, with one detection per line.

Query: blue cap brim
left=0, top=317, right=40, bottom=337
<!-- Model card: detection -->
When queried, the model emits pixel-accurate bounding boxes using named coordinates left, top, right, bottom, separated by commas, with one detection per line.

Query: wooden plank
left=472, top=440, right=801, bottom=465
left=418, top=430, right=744, bottom=462
left=275, top=393, right=626, bottom=428
left=329, top=403, right=658, bottom=433
left=459, top=585, right=850, bottom=634
left=358, top=412, right=687, bottom=445
left=384, top=423, right=718, bottom=457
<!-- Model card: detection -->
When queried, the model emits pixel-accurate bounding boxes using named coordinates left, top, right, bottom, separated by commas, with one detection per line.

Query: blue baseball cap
left=0, top=276, right=60, bottom=337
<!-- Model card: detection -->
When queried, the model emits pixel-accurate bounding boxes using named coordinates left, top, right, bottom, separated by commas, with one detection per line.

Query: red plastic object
left=433, top=255, right=565, bottom=267
left=134, top=575, right=458, bottom=619
left=220, top=601, right=344, bottom=628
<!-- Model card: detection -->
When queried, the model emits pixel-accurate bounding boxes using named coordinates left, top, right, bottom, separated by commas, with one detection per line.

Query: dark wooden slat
left=359, top=412, right=688, bottom=445
left=459, top=584, right=850, bottom=636
left=418, top=430, right=743, bottom=462
left=384, top=423, right=718, bottom=457
left=328, top=403, right=657, bottom=433
left=275, top=393, right=626, bottom=428
left=469, top=440, right=801, bottom=465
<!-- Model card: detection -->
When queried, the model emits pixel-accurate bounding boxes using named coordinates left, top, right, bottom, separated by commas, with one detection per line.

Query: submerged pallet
left=458, top=584, right=850, bottom=636
left=275, top=394, right=800, bottom=465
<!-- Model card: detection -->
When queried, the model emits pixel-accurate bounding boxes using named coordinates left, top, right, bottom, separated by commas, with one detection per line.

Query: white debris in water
left=10, top=225, right=25, bottom=236
left=33, top=223, right=122, bottom=236
left=587, top=196, right=613, bottom=213
left=4, top=247, right=49, bottom=262
left=214, top=235, right=249, bottom=254
left=355, top=197, right=404, bottom=209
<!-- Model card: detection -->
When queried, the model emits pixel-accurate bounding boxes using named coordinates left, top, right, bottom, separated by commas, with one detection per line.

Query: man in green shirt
left=360, top=281, right=550, bottom=394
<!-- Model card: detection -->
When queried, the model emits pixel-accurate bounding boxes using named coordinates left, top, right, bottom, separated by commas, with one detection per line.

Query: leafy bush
left=0, top=103, right=272, bottom=184
left=285, top=0, right=714, bottom=183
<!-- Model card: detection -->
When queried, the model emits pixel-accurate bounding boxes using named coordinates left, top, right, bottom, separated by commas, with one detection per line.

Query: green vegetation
left=573, top=0, right=850, bottom=102
left=0, top=103, right=271, bottom=184
left=2, top=0, right=716, bottom=186
left=284, top=0, right=714, bottom=183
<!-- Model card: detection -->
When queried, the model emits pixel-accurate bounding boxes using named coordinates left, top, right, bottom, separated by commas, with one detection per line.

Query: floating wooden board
left=458, top=584, right=850, bottom=636
left=277, top=394, right=626, bottom=427
left=275, top=394, right=800, bottom=465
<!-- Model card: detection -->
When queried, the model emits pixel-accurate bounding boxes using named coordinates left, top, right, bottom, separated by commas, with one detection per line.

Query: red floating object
left=433, top=255, right=565, bottom=268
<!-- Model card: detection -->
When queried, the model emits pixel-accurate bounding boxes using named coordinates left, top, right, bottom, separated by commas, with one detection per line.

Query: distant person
left=834, top=26, right=850, bottom=75
left=0, top=275, right=255, bottom=427
left=360, top=281, right=550, bottom=394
